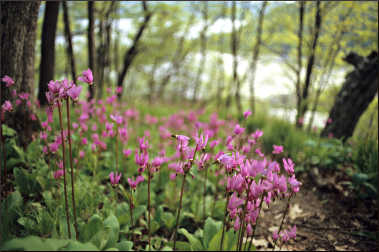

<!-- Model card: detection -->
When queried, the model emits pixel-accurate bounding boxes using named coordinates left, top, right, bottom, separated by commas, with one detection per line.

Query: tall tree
left=191, top=2, right=208, bottom=103
left=216, top=2, right=227, bottom=108
left=156, top=13, right=195, bottom=100
left=306, top=6, right=353, bottom=132
left=295, top=1, right=305, bottom=127
left=248, top=1, right=268, bottom=114
left=321, top=51, right=378, bottom=141
left=87, top=1, right=96, bottom=100
left=62, top=1, right=76, bottom=82
left=1, top=1, right=41, bottom=147
left=38, top=1, right=60, bottom=106
left=232, top=1, right=242, bottom=114
left=96, top=1, right=115, bottom=99
left=296, top=0, right=322, bottom=128
left=117, top=1, right=152, bottom=100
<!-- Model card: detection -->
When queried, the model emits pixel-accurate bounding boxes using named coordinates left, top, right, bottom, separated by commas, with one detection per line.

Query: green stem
left=173, top=173, right=187, bottom=251
left=247, top=194, right=265, bottom=251
left=57, top=101, right=71, bottom=239
left=203, top=164, right=208, bottom=222
left=238, top=180, right=252, bottom=251
left=129, top=189, right=134, bottom=227
left=148, top=168, right=151, bottom=251
left=115, top=127, right=119, bottom=173
left=66, top=98, right=79, bottom=240
left=272, top=192, right=294, bottom=251
left=220, top=170, right=231, bottom=251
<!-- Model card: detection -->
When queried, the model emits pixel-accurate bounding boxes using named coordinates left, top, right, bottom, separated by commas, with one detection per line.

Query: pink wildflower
left=128, top=175, right=144, bottom=190
left=109, top=172, right=122, bottom=186
left=251, top=129, right=263, bottom=140
left=233, top=124, right=245, bottom=135
left=67, top=85, right=82, bottom=101
left=2, top=100, right=12, bottom=112
left=53, top=169, right=64, bottom=179
left=77, top=69, right=93, bottom=85
left=2, top=75, right=14, bottom=87
left=243, top=110, right=252, bottom=119
left=272, top=145, right=283, bottom=154
left=110, top=114, right=123, bottom=124
left=123, top=149, right=132, bottom=158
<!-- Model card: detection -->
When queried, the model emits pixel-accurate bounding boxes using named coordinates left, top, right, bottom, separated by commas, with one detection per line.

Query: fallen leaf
left=252, top=238, right=268, bottom=248
left=289, top=203, right=303, bottom=220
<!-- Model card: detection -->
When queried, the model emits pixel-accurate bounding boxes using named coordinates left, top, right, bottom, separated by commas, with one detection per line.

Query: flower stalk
left=147, top=167, right=152, bottom=251
left=173, top=172, right=187, bottom=251
left=57, top=101, right=71, bottom=239
left=65, top=97, right=79, bottom=240
left=272, top=192, right=294, bottom=251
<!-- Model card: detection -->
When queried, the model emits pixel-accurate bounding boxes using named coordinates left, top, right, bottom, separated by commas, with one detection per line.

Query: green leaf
left=0, top=236, right=74, bottom=251
left=150, top=220, right=160, bottom=234
left=60, top=240, right=99, bottom=251
left=167, top=241, right=191, bottom=251
left=81, top=214, right=104, bottom=242
left=203, top=217, right=222, bottom=249
left=208, top=227, right=227, bottom=251
left=2, top=124, right=16, bottom=136
left=103, top=214, right=120, bottom=249
left=115, top=241, right=133, bottom=251
left=226, top=230, right=239, bottom=251
left=352, top=173, right=369, bottom=184
left=178, top=228, right=204, bottom=251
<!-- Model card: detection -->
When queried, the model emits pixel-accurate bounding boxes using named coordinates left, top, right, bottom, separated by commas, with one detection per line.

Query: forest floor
left=252, top=168, right=378, bottom=251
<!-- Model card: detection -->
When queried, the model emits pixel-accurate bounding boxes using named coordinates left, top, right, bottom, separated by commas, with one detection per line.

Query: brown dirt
left=251, top=171, right=378, bottom=251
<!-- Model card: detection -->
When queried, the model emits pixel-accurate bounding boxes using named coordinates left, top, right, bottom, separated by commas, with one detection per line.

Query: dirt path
left=251, top=171, right=378, bottom=251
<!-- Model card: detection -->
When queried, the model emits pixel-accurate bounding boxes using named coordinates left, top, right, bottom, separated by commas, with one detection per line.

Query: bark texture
left=321, top=51, right=378, bottom=141
left=117, top=1, right=152, bottom=100
left=87, top=1, right=96, bottom=100
left=38, top=1, right=59, bottom=106
left=1, top=1, right=41, bottom=148
left=62, top=1, right=76, bottom=82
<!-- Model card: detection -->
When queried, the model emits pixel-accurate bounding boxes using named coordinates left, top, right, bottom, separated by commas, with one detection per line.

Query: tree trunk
left=232, top=1, right=242, bottom=115
left=87, top=1, right=96, bottom=100
left=249, top=1, right=268, bottom=115
left=117, top=1, right=152, bottom=100
left=296, top=0, right=322, bottom=128
left=62, top=1, right=76, bottom=82
left=37, top=2, right=59, bottom=106
left=294, top=1, right=305, bottom=127
left=191, top=2, right=208, bottom=104
left=320, top=51, right=378, bottom=141
left=1, top=1, right=41, bottom=148
left=147, top=59, right=158, bottom=104
left=216, top=3, right=227, bottom=108
left=307, top=6, right=353, bottom=132
left=97, top=1, right=115, bottom=99
left=157, top=13, right=195, bottom=101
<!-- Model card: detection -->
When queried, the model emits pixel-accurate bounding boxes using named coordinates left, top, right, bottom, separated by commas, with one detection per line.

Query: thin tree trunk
left=295, top=1, right=305, bottom=128
left=87, top=1, right=96, bottom=100
left=232, top=1, right=242, bottom=115
left=117, top=1, right=152, bottom=100
left=216, top=3, right=227, bottom=108
left=249, top=1, right=268, bottom=115
left=62, top=1, right=77, bottom=82
left=191, top=2, right=208, bottom=103
left=157, top=13, right=195, bottom=100
left=97, top=1, right=115, bottom=99
left=296, top=0, right=322, bottom=128
left=38, top=1, right=60, bottom=106
left=307, top=7, right=353, bottom=132
left=147, top=59, right=158, bottom=104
